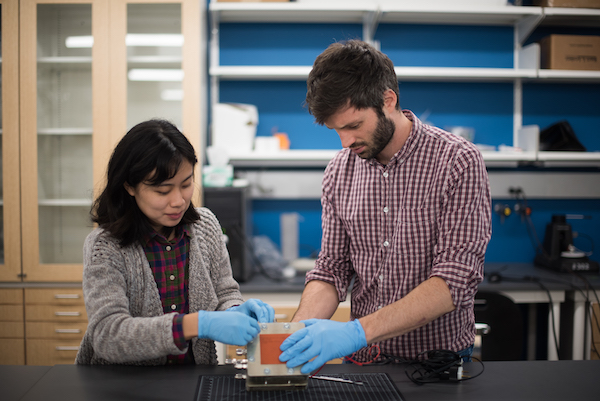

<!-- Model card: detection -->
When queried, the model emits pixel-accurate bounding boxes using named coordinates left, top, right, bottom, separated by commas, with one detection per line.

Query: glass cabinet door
left=0, top=0, right=22, bottom=281
left=36, top=3, right=93, bottom=266
left=19, top=0, right=202, bottom=282
left=126, top=2, right=184, bottom=128
left=20, top=0, right=109, bottom=281
left=110, top=0, right=203, bottom=203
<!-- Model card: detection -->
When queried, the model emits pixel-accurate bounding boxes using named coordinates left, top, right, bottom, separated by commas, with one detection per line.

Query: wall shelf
left=37, top=128, right=93, bottom=135
left=38, top=199, right=92, bottom=207
left=209, top=1, right=600, bottom=169
left=227, top=149, right=600, bottom=169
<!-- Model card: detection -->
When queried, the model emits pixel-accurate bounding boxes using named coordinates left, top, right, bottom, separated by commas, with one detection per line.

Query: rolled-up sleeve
left=430, top=147, right=491, bottom=310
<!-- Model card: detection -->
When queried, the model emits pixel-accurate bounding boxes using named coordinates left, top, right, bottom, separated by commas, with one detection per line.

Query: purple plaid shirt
left=142, top=225, right=193, bottom=365
left=306, top=110, right=492, bottom=362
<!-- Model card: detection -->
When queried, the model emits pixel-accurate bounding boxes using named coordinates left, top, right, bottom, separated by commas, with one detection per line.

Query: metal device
left=534, top=214, right=599, bottom=273
left=229, top=322, right=308, bottom=391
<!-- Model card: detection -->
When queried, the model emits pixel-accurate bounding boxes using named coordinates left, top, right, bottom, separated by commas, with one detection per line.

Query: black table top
left=4, top=360, right=600, bottom=401
left=239, top=262, right=600, bottom=294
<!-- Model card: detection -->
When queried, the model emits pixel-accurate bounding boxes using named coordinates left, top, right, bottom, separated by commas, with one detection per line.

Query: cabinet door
left=0, top=0, right=22, bottom=281
left=109, top=0, right=203, bottom=205
left=20, top=0, right=110, bottom=281
left=19, top=0, right=203, bottom=282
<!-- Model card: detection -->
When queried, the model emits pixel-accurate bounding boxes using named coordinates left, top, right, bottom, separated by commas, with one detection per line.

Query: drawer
left=25, top=304, right=87, bottom=322
left=273, top=305, right=351, bottom=323
left=0, top=321, right=25, bottom=338
left=26, top=339, right=80, bottom=366
left=0, top=339, right=25, bottom=365
left=26, top=322, right=87, bottom=340
left=273, top=306, right=297, bottom=323
left=0, top=288, right=24, bottom=304
left=0, top=304, right=24, bottom=321
left=25, top=288, right=84, bottom=306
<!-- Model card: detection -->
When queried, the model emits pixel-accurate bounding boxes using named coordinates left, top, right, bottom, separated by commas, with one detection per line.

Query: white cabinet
left=208, top=1, right=600, bottom=167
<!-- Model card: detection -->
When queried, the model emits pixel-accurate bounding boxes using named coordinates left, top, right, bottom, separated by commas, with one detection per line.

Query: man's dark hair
left=306, top=39, right=400, bottom=125
left=91, top=119, right=199, bottom=246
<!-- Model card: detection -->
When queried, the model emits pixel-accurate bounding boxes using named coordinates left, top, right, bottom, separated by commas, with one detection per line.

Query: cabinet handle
left=274, top=314, right=288, bottom=320
left=55, top=346, right=80, bottom=351
left=55, top=329, right=82, bottom=334
left=55, top=311, right=81, bottom=317
left=54, top=294, right=80, bottom=299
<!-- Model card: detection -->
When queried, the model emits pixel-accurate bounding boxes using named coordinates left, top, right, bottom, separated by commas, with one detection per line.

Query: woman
left=76, top=119, right=273, bottom=365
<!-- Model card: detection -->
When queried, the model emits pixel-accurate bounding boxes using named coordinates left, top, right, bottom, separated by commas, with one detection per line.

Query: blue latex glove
left=227, top=299, right=275, bottom=323
left=197, top=310, right=260, bottom=346
left=279, top=319, right=367, bottom=374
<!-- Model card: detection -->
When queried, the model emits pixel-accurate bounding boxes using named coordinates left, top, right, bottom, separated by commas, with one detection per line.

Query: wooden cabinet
left=0, top=0, right=23, bottom=283
left=24, top=288, right=87, bottom=365
left=1, top=0, right=205, bottom=366
left=19, top=0, right=204, bottom=282
left=0, top=289, right=25, bottom=365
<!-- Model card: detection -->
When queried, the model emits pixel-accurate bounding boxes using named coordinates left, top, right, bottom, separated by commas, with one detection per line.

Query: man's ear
left=124, top=182, right=136, bottom=197
left=383, top=89, right=397, bottom=112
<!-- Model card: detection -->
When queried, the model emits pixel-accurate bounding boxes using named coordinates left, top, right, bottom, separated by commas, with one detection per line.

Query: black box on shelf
left=203, top=186, right=254, bottom=283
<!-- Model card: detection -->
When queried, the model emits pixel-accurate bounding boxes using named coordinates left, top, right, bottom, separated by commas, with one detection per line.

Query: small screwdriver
left=310, top=375, right=364, bottom=385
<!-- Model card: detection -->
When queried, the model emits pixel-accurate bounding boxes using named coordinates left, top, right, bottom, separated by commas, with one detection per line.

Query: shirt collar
left=141, top=224, right=191, bottom=247
left=366, top=109, right=423, bottom=168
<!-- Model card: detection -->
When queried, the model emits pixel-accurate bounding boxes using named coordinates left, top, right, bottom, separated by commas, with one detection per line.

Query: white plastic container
left=211, top=103, right=258, bottom=154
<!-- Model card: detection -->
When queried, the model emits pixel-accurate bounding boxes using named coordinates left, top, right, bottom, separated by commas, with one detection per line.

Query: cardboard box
left=532, top=0, right=600, bottom=8
left=540, top=35, right=600, bottom=71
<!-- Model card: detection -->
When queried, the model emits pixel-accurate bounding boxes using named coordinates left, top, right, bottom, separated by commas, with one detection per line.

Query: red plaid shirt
left=142, top=225, right=193, bottom=365
left=306, top=110, right=492, bottom=362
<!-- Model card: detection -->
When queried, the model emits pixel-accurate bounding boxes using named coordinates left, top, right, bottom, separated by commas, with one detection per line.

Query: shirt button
left=383, top=240, right=389, bottom=247
left=378, top=305, right=383, bottom=310
left=170, top=275, right=176, bottom=281
left=383, top=172, right=389, bottom=178
left=383, top=206, right=389, bottom=213
left=379, top=275, right=384, bottom=281
left=165, top=245, right=172, bottom=251
left=171, top=304, right=177, bottom=311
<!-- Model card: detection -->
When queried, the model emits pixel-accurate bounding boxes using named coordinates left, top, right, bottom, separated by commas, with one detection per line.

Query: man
left=279, top=40, right=492, bottom=374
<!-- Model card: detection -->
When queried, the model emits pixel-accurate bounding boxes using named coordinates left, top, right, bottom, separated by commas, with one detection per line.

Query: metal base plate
left=245, top=322, right=307, bottom=392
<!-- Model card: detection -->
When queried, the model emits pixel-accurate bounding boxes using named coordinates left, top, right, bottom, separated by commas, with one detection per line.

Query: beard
left=352, top=113, right=395, bottom=160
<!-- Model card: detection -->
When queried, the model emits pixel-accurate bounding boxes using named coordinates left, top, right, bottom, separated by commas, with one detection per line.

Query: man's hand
left=279, top=319, right=367, bottom=374
left=227, top=299, right=275, bottom=323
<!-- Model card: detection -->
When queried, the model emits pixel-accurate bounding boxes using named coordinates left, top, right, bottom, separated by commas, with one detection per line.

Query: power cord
left=405, top=350, right=484, bottom=385
left=345, top=346, right=484, bottom=385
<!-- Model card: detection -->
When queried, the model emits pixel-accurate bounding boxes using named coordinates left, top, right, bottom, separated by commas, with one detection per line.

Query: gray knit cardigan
left=75, top=207, right=244, bottom=365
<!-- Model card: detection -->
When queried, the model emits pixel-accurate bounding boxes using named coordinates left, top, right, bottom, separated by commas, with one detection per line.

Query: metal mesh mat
left=195, top=373, right=405, bottom=401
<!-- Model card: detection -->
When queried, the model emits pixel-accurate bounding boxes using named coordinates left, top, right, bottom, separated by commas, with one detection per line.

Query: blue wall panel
left=219, top=23, right=362, bottom=66
left=523, top=83, right=600, bottom=152
left=216, top=20, right=600, bottom=267
left=376, top=24, right=514, bottom=68
left=252, top=198, right=600, bottom=266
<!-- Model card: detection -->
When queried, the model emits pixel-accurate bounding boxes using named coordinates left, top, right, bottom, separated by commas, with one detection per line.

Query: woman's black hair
left=91, top=119, right=199, bottom=246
